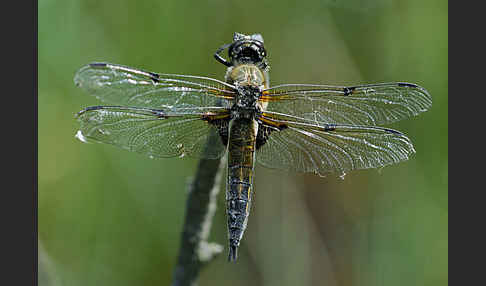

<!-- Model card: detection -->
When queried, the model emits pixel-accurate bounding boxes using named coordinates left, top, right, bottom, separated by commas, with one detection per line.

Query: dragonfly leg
left=214, top=43, right=232, bottom=67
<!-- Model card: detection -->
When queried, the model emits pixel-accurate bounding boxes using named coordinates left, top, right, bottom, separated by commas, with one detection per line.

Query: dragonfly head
left=229, top=33, right=268, bottom=69
left=214, top=33, right=268, bottom=70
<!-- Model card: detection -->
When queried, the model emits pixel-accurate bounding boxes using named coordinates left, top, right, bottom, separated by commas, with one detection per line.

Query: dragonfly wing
left=261, top=82, right=431, bottom=126
left=75, top=106, right=230, bottom=159
left=74, top=62, right=235, bottom=110
left=256, top=112, right=415, bottom=176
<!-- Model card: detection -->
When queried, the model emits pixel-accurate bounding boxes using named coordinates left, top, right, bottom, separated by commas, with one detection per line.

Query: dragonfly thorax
left=231, top=85, right=261, bottom=119
left=226, top=63, right=266, bottom=119
left=227, top=64, right=266, bottom=87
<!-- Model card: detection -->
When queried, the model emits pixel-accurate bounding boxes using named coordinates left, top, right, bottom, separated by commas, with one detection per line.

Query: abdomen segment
left=226, top=118, right=258, bottom=261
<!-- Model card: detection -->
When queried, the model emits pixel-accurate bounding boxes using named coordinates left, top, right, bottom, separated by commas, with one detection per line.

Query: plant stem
left=171, top=133, right=225, bottom=286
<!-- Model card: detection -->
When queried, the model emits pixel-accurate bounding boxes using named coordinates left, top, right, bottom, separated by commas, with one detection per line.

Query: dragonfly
left=74, top=32, right=431, bottom=262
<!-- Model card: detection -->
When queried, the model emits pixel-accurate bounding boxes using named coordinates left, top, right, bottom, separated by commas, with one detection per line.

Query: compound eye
left=241, top=46, right=259, bottom=60
left=229, top=41, right=266, bottom=64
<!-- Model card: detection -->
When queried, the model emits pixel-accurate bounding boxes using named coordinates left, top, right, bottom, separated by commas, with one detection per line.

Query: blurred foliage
left=39, top=0, right=447, bottom=285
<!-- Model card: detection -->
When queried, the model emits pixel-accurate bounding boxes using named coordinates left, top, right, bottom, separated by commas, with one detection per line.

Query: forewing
left=256, top=112, right=415, bottom=176
left=74, top=63, right=235, bottom=110
left=261, top=82, right=431, bottom=126
left=75, top=106, right=229, bottom=159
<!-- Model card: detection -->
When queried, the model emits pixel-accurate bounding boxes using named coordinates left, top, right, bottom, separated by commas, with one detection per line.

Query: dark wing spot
left=83, top=106, right=105, bottom=111
left=89, top=62, right=107, bottom=68
left=397, top=82, right=418, bottom=88
left=151, top=109, right=167, bottom=118
left=343, top=86, right=356, bottom=96
left=381, top=127, right=403, bottom=135
left=256, top=124, right=274, bottom=149
left=202, top=116, right=230, bottom=147
left=148, top=72, right=160, bottom=83
left=324, top=124, right=336, bottom=132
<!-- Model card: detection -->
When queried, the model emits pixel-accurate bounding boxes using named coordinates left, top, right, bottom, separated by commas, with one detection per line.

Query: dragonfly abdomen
left=226, top=118, right=258, bottom=261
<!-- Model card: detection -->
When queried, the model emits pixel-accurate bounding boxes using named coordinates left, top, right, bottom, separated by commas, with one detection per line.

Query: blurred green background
left=38, top=0, right=447, bottom=285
